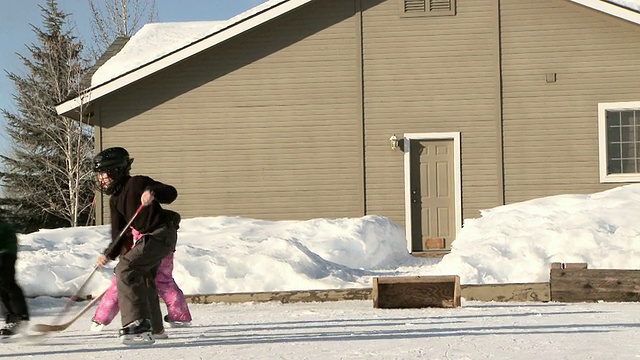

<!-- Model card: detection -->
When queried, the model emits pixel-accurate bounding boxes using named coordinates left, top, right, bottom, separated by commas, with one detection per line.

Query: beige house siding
left=85, top=0, right=640, bottom=245
left=500, top=0, right=640, bottom=203
left=362, top=0, right=502, bottom=225
left=94, top=0, right=364, bottom=224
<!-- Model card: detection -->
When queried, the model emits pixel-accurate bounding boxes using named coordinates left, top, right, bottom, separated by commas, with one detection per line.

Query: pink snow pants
left=93, top=252, right=192, bottom=325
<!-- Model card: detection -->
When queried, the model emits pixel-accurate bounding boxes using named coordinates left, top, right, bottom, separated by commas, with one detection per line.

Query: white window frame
left=598, top=101, right=640, bottom=183
left=403, top=132, right=462, bottom=252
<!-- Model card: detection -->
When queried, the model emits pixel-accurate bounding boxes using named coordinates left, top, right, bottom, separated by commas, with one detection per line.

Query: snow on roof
left=91, top=21, right=225, bottom=86
left=91, top=0, right=288, bottom=87
left=608, top=0, right=640, bottom=11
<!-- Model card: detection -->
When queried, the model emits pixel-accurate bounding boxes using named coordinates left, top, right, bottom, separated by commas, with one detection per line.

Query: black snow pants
left=0, top=253, right=29, bottom=323
left=115, top=225, right=177, bottom=329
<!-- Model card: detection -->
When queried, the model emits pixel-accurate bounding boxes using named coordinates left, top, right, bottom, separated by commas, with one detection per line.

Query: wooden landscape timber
left=549, top=262, right=588, bottom=270
left=185, top=288, right=372, bottom=305
left=182, top=281, right=551, bottom=305
left=461, top=282, right=549, bottom=302
left=372, top=275, right=461, bottom=309
left=550, top=267, right=640, bottom=302
left=89, top=262, right=640, bottom=305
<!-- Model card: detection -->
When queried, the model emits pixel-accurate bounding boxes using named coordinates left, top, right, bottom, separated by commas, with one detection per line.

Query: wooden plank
left=185, top=288, right=372, bottom=304
left=376, top=275, right=460, bottom=284
left=85, top=282, right=550, bottom=305
left=549, top=262, right=588, bottom=269
left=462, top=282, right=549, bottom=302
left=372, top=275, right=461, bottom=309
left=550, top=269, right=640, bottom=302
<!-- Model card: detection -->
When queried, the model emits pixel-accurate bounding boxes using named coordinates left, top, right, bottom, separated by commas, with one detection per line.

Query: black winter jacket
left=103, top=175, right=178, bottom=260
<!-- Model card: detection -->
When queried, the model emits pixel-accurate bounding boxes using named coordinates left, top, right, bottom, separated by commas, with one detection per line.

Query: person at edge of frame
left=0, top=219, right=30, bottom=337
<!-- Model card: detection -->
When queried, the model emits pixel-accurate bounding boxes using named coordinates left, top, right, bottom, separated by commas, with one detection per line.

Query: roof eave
left=56, top=0, right=315, bottom=117
left=569, top=0, right=640, bottom=24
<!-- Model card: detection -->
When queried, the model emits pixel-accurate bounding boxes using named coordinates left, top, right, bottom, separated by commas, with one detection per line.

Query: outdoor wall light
left=389, top=134, right=399, bottom=151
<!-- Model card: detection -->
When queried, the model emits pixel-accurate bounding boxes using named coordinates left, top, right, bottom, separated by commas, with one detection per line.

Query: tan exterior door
left=409, top=139, right=456, bottom=252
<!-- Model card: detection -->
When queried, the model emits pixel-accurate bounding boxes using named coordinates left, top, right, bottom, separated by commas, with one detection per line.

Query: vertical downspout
left=495, top=0, right=506, bottom=205
left=355, top=0, right=367, bottom=216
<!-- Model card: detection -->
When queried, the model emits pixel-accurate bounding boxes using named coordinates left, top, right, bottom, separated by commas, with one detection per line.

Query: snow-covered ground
left=3, top=184, right=640, bottom=358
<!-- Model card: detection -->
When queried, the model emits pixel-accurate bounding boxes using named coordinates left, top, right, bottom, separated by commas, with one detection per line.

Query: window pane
left=608, top=125, right=621, bottom=142
left=622, top=143, right=635, bottom=158
left=607, top=111, right=620, bottom=126
left=622, top=159, right=637, bottom=173
left=605, top=108, right=640, bottom=175
left=621, top=111, right=635, bottom=126
left=608, top=159, right=622, bottom=174
left=621, top=126, right=634, bottom=142
left=609, top=143, right=621, bottom=158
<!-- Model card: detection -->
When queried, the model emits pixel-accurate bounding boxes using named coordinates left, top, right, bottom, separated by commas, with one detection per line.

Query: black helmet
left=93, top=147, right=133, bottom=195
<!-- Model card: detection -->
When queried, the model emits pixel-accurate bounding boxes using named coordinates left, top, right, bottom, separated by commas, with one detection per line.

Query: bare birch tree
left=87, top=0, right=157, bottom=60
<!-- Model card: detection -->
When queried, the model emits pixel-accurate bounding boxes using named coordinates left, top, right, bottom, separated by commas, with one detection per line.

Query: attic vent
left=404, top=0, right=425, bottom=12
left=401, top=0, right=456, bottom=17
left=430, top=0, right=452, bottom=11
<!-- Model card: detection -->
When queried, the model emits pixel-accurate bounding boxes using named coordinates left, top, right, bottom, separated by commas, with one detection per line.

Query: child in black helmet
left=93, top=147, right=178, bottom=346
left=0, top=219, right=29, bottom=338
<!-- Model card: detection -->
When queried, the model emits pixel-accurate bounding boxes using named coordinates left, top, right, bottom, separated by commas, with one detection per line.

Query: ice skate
left=90, top=318, right=104, bottom=332
left=0, top=321, right=43, bottom=343
left=153, top=329, right=169, bottom=339
left=164, top=314, right=191, bottom=328
left=118, top=319, right=154, bottom=346
left=0, top=320, right=27, bottom=338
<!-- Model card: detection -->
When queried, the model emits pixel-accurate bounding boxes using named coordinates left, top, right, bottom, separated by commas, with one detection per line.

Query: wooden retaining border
left=372, top=275, right=461, bottom=309
left=181, top=281, right=550, bottom=305
left=549, top=262, right=640, bottom=302
left=185, top=288, right=372, bottom=304
left=90, top=262, right=640, bottom=305
left=461, top=282, right=549, bottom=302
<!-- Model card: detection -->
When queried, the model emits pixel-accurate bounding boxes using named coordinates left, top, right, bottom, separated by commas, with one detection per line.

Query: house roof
left=56, top=0, right=314, bottom=118
left=56, top=0, right=640, bottom=118
left=603, top=0, right=640, bottom=12
left=571, top=0, right=640, bottom=22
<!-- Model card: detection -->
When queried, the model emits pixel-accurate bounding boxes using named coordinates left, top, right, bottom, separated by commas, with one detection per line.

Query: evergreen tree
left=0, top=0, right=94, bottom=233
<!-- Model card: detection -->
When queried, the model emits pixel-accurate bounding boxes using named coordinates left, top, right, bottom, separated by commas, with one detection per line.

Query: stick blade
left=31, top=323, right=67, bottom=333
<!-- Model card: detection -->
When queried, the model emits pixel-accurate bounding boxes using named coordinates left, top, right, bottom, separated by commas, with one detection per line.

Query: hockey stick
left=36, top=204, right=144, bottom=332
left=46, top=264, right=101, bottom=329
left=102, top=203, right=145, bottom=262
left=31, top=289, right=107, bottom=333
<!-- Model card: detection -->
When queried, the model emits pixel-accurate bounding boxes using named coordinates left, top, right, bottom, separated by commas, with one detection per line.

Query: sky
left=0, top=0, right=265, bottom=163
left=1, top=184, right=640, bottom=358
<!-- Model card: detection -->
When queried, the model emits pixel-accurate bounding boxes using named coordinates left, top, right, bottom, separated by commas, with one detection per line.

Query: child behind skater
left=0, top=220, right=29, bottom=337
left=91, top=253, right=192, bottom=335
left=91, top=216, right=192, bottom=335
left=93, top=147, right=179, bottom=345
